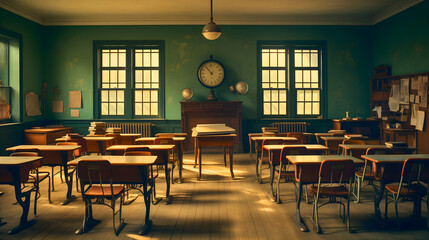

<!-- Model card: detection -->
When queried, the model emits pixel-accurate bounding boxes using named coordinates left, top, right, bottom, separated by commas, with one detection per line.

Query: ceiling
left=0, top=0, right=423, bottom=26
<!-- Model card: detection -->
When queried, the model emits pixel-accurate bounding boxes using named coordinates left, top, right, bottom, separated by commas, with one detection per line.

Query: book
left=345, top=134, right=363, bottom=139
left=192, top=124, right=235, bottom=136
left=385, top=142, right=408, bottom=148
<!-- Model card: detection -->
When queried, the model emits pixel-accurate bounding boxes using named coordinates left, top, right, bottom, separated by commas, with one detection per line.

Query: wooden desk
left=383, top=128, right=417, bottom=147
left=339, top=144, right=416, bottom=158
left=0, top=156, right=42, bottom=234
left=250, top=136, right=298, bottom=157
left=193, top=134, right=236, bottom=180
left=286, top=155, right=363, bottom=232
left=119, top=133, right=141, bottom=145
left=136, top=137, right=186, bottom=183
left=84, top=136, right=114, bottom=154
left=6, top=145, right=81, bottom=205
left=248, top=133, right=263, bottom=157
left=361, top=154, right=429, bottom=224
left=68, top=155, right=157, bottom=235
left=25, top=127, right=72, bottom=145
left=333, top=119, right=381, bottom=139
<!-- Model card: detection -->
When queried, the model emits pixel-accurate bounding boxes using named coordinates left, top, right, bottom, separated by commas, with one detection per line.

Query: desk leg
left=194, top=139, right=198, bottom=168
left=178, top=142, right=183, bottom=183
left=164, top=150, right=171, bottom=204
left=96, top=141, right=106, bottom=155
left=294, top=168, right=308, bottom=232
left=75, top=192, right=100, bottom=235
left=373, top=179, right=385, bottom=225
left=223, top=147, right=227, bottom=166
left=198, top=146, right=202, bottom=180
left=139, top=166, right=152, bottom=235
left=229, top=146, right=234, bottom=179
left=249, top=138, right=252, bottom=157
left=61, top=151, right=77, bottom=205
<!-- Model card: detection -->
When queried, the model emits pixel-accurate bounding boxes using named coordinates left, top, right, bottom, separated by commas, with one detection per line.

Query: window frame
left=257, top=40, right=327, bottom=119
left=93, top=40, right=165, bottom=119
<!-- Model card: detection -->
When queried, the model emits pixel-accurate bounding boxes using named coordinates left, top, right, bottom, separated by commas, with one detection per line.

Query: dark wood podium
left=181, top=101, right=242, bottom=152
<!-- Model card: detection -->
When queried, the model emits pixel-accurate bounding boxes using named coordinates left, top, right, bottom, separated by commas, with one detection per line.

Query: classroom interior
left=1, top=0, right=429, bottom=239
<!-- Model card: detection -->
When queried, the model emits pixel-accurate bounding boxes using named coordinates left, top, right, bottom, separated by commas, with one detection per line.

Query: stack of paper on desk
left=192, top=124, right=236, bottom=136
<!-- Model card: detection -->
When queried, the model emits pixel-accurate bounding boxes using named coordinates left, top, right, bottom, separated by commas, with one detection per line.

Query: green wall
left=373, top=1, right=429, bottom=75
left=43, top=25, right=373, bottom=121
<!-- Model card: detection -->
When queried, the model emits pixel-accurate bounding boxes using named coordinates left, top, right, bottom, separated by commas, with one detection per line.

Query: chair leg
left=51, top=167, right=55, bottom=191
left=60, top=166, right=64, bottom=183
left=48, top=176, right=52, bottom=203
left=276, top=164, right=282, bottom=203
left=313, top=194, right=321, bottom=233
left=347, top=195, right=351, bottom=232
left=394, top=196, right=400, bottom=229
left=385, top=191, right=389, bottom=218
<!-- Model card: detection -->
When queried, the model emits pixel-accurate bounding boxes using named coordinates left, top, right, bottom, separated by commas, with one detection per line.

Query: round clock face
left=197, top=60, right=225, bottom=88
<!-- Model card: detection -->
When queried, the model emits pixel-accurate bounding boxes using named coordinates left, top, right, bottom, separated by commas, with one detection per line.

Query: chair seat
left=258, top=157, right=270, bottom=163
left=27, top=172, right=50, bottom=183
left=385, top=184, right=427, bottom=196
left=85, top=186, right=125, bottom=197
left=310, top=185, right=349, bottom=197
left=275, top=169, right=294, bottom=178
left=355, top=171, right=374, bottom=179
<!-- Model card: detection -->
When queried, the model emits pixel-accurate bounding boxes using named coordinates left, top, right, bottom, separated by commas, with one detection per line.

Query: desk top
left=135, top=137, right=186, bottom=142
left=120, top=133, right=142, bottom=137
left=69, top=155, right=157, bottom=166
left=7, top=145, right=81, bottom=152
left=192, top=134, right=237, bottom=138
left=314, top=133, right=335, bottom=137
left=107, top=144, right=175, bottom=151
left=286, top=155, right=363, bottom=165
left=0, top=156, right=42, bottom=166
left=384, top=128, right=416, bottom=132
left=320, top=136, right=347, bottom=141
left=83, top=136, right=114, bottom=141
left=339, top=144, right=387, bottom=150
left=24, top=127, right=72, bottom=133
left=250, top=136, right=297, bottom=141
left=155, top=133, right=187, bottom=137
left=361, top=154, right=429, bottom=163
left=263, top=144, right=328, bottom=151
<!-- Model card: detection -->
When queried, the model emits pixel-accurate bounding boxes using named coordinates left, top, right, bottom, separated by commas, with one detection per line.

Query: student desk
left=361, top=154, right=429, bottom=225
left=6, top=145, right=81, bottom=205
left=286, top=155, right=363, bottom=232
left=0, top=156, right=42, bottom=234
left=83, top=136, right=114, bottom=154
left=68, top=155, right=157, bottom=235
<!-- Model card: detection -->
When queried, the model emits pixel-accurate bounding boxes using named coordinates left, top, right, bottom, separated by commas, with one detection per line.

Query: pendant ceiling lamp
left=202, top=0, right=221, bottom=40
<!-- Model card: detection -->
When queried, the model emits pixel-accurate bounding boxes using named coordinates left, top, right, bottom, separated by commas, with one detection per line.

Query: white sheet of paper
left=410, top=94, right=415, bottom=103
left=411, top=77, right=419, bottom=90
left=388, top=85, right=400, bottom=112
left=70, top=109, right=79, bottom=117
left=416, top=110, right=425, bottom=131
left=52, top=100, right=63, bottom=113
left=25, top=92, right=42, bottom=116
left=69, top=91, right=82, bottom=108
left=399, top=78, right=409, bottom=104
left=421, top=76, right=427, bottom=108
left=410, top=104, right=419, bottom=126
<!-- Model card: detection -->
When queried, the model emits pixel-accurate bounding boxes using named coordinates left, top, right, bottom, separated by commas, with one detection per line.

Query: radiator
left=271, top=122, right=307, bottom=133
left=106, top=122, right=152, bottom=137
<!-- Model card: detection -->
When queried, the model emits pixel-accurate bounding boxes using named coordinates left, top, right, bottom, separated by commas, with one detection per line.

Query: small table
left=339, top=144, right=416, bottom=158
left=286, top=155, right=363, bottom=232
left=119, top=133, right=141, bottom=144
left=84, top=136, right=114, bottom=154
left=6, top=145, right=81, bottom=205
left=68, top=155, right=157, bottom=235
left=250, top=136, right=298, bottom=158
left=0, top=156, right=42, bottom=234
left=193, top=134, right=236, bottom=180
left=361, top=154, right=429, bottom=225
left=248, top=133, right=263, bottom=157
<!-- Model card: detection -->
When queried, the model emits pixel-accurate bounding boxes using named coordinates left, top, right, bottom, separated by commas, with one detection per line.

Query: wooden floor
left=0, top=152, right=428, bottom=240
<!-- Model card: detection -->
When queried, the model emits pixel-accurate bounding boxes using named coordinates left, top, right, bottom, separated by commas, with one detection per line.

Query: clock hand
left=205, top=66, right=213, bottom=75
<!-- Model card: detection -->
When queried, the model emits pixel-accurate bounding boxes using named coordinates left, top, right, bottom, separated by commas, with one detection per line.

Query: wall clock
left=197, top=57, right=225, bottom=100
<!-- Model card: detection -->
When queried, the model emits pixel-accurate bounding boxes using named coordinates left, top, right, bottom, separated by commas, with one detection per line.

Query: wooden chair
left=339, top=139, right=366, bottom=155
left=124, top=147, right=159, bottom=204
left=273, top=146, right=311, bottom=203
left=106, top=133, right=121, bottom=145
left=257, top=139, right=284, bottom=183
left=11, top=149, right=51, bottom=215
left=77, top=160, right=125, bottom=236
left=154, top=137, right=179, bottom=184
left=287, top=132, right=305, bottom=144
left=384, top=158, right=429, bottom=229
left=310, top=159, right=355, bottom=233
left=56, top=142, right=80, bottom=192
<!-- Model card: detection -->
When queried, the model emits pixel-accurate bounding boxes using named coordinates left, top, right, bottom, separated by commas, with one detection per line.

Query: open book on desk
left=192, top=124, right=236, bottom=136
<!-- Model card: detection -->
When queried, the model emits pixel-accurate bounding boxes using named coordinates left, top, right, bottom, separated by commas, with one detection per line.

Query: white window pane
left=109, top=90, right=116, bottom=102
left=109, top=103, right=116, bottom=115
left=101, top=90, right=108, bottom=102
left=279, top=90, right=287, bottom=101
left=311, top=70, right=318, bottom=83
left=264, top=103, right=270, bottom=115
left=278, top=52, right=286, bottom=67
left=135, top=103, right=142, bottom=115
left=278, top=83, right=286, bottom=88
left=313, top=102, right=320, bottom=115
left=143, top=90, right=150, bottom=102
left=311, top=52, right=318, bottom=67
left=151, top=90, right=158, bottom=102
left=303, top=83, right=311, bottom=88
left=135, top=90, right=142, bottom=102
left=151, top=103, right=158, bottom=115
left=279, top=103, right=286, bottom=115
left=262, top=70, right=269, bottom=83
left=118, top=70, right=126, bottom=84
left=313, top=90, right=320, bottom=101
left=152, top=70, right=159, bottom=83
left=119, top=84, right=126, bottom=88
left=144, top=84, right=151, bottom=88
left=272, top=90, right=278, bottom=101
left=303, top=70, right=310, bottom=82
left=143, top=103, right=150, bottom=115
left=278, top=70, right=286, bottom=83
left=305, top=103, right=312, bottom=114
left=270, top=70, right=277, bottom=83
left=311, top=83, right=318, bottom=88
left=263, top=90, right=271, bottom=102
left=135, top=52, right=142, bottom=67
left=152, top=83, right=159, bottom=89
left=117, top=90, right=124, bottom=102
left=143, top=53, right=151, bottom=67
left=296, top=70, right=302, bottom=83
left=102, top=84, right=109, bottom=88
left=101, top=103, right=109, bottom=115
left=262, top=52, right=269, bottom=67
left=297, top=102, right=304, bottom=115
left=271, top=103, right=279, bottom=115
left=295, top=52, right=302, bottom=67
left=270, top=83, right=278, bottom=88
left=303, top=52, right=310, bottom=67
left=110, top=70, right=117, bottom=84
left=270, top=52, right=278, bottom=67
left=111, top=52, right=118, bottom=67
left=135, top=70, right=142, bottom=83
left=297, top=90, right=304, bottom=101
left=305, top=90, right=312, bottom=101
left=144, top=70, right=151, bottom=82
left=111, top=83, right=117, bottom=88
left=117, top=103, right=124, bottom=115
left=102, top=70, right=109, bottom=83
left=119, top=52, right=126, bottom=67
left=102, top=52, right=109, bottom=67
left=136, top=83, right=143, bottom=88
left=262, top=83, right=269, bottom=88
left=152, top=52, right=159, bottom=67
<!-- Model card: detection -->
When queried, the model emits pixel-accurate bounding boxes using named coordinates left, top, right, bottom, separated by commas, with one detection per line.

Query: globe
left=235, top=81, right=248, bottom=95
left=182, top=88, right=193, bottom=100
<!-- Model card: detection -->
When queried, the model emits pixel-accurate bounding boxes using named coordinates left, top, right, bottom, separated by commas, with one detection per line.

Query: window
left=258, top=41, right=325, bottom=118
left=94, top=41, right=164, bottom=119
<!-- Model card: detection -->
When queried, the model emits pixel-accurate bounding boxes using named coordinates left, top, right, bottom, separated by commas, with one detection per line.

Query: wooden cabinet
left=332, top=119, right=381, bottom=139
left=25, top=127, right=72, bottom=145
left=181, top=101, right=242, bottom=152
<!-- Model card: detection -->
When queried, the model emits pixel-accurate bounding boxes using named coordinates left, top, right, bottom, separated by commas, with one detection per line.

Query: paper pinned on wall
left=416, top=110, right=425, bottom=131
left=388, top=84, right=400, bottom=112
left=70, top=109, right=79, bottom=117
left=421, top=76, right=427, bottom=108
left=52, top=100, right=63, bottom=113
left=69, top=91, right=82, bottom=108
left=410, top=94, right=415, bottom=103
left=411, top=76, right=419, bottom=90
left=399, top=78, right=409, bottom=104
left=372, top=106, right=382, bottom=118
left=25, top=92, right=42, bottom=116
left=410, top=104, right=419, bottom=126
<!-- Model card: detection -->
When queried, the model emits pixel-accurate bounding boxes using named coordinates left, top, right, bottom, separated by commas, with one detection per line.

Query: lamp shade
left=202, top=20, right=221, bottom=40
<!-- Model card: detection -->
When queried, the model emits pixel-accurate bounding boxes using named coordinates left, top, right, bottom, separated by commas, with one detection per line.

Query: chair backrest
left=261, top=139, right=284, bottom=147
left=11, top=149, right=42, bottom=168
left=57, top=141, right=80, bottom=157
left=319, top=159, right=355, bottom=183
left=154, top=137, right=175, bottom=145
left=287, top=132, right=305, bottom=144
left=342, top=139, right=366, bottom=145
left=78, top=160, right=112, bottom=184
left=278, top=146, right=310, bottom=165
left=124, top=146, right=151, bottom=156
left=155, top=133, right=175, bottom=138
left=401, top=158, right=429, bottom=183
left=366, top=147, right=391, bottom=155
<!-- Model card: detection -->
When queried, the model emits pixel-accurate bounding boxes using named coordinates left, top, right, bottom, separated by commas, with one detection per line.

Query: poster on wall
left=421, top=76, right=428, bottom=108
left=399, top=78, right=409, bottom=104
left=388, top=84, right=400, bottom=112
left=25, top=92, right=42, bottom=116
left=52, top=100, right=63, bottom=113
left=69, top=91, right=82, bottom=108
